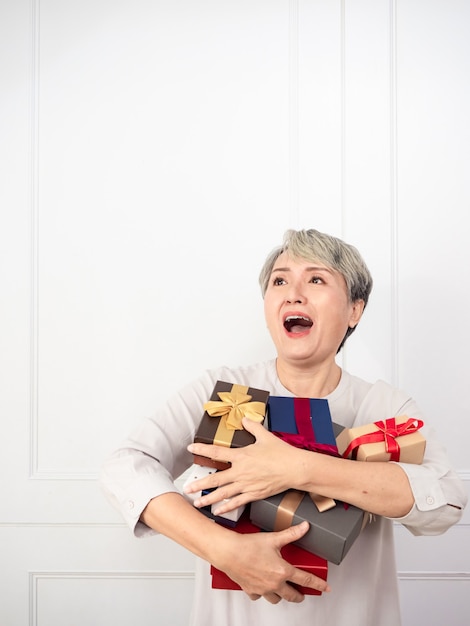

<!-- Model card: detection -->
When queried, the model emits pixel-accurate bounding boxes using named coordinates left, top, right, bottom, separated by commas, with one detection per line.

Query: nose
left=285, top=281, right=306, bottom=304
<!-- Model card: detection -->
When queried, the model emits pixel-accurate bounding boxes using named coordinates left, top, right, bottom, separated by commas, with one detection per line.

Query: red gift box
left=209, top=517, right=328, bottom=595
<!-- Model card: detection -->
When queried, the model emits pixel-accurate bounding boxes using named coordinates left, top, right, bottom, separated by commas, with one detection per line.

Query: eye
left=272, top=276, right=286, bottom=286
left=310, top=275, right=324, bottom=284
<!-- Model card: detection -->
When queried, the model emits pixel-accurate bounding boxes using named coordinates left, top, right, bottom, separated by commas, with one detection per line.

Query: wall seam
left=289, top=0, right=300, bottom=226
left=29, top=0, right=40, bottom=480
left=390, top=0, right=399, bottom=388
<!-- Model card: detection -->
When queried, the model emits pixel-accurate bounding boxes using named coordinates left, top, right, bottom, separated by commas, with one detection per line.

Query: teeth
left=285, top=315, right=311, bottom=322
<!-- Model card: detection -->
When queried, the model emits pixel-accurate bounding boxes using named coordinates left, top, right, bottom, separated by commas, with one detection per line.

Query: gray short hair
left=258, top=229, right=373, bottom=351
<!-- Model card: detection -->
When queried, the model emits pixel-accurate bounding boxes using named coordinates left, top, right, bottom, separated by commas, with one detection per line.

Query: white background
left=1, top=1, right=469, bottom=624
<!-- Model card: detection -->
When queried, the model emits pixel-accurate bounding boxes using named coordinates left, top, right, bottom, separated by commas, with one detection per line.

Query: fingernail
left=187, top=444, right=195, bottom=452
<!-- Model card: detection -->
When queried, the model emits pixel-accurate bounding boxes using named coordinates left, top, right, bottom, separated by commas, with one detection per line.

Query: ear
left=348, top=299, right=365, bottom=329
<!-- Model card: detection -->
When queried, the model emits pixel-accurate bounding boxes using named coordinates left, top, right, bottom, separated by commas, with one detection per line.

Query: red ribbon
left=342, top=417, right=424, bottom=462
left=272, top=397, right=340, bottom=457
left=273, top=432, right=340, bottom=456
left=271, top=398, right=345, bottom=511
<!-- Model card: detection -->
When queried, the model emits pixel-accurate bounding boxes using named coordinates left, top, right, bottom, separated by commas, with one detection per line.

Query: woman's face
left=263, top=252, right=364, bottom=368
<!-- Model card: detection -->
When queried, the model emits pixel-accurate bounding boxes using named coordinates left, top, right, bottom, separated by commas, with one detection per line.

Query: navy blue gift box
left=267, top=396, right=338, bottom=453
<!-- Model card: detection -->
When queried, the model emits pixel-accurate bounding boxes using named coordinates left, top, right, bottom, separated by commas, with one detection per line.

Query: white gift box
left=182, top=465, right=216, bottom=503
left=182, top=464, right=245, bottom=523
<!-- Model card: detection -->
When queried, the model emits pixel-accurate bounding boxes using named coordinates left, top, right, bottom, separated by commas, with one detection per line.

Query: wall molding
left=28, top=470, right=97, bottom=481
left=27, top=0, right=298, bottom=480
left=29, top=570, right=195, bottom=581
left=0, top=522, right=126, bottom=528
left=29, top=570, right=195, bottom=626
left=340, top=0, right=346, bottom=235
left=389, top=0, right=399, bottom=388
left=29, top=0, right=41, bottom=480
left=398, top=571, right=470, bottom=581
left=27, top=0, right=94, bottom=482
left=289, top=0, right=299, bottom=225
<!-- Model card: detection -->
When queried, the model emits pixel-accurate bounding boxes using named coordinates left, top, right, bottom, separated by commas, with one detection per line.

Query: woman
left=100, top=228, right=466, bottom=625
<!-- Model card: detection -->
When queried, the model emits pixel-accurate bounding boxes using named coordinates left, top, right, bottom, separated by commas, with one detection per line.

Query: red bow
left=342, top=417, right=424, bottom=462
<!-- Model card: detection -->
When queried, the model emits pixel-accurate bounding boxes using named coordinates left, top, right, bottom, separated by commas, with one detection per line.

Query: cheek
left=326, top=297, right=353, bottom=330
left=263, top=295, right=278, bottom=332
left=263, top=300, right=274, bottom=329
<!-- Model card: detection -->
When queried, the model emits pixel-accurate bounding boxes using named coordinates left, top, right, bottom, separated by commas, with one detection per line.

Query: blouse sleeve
left=355, top=380, right=467, bottom=535
left=99, top=370, right=217, bottom=537
left=386, top=423, right=467, bottom=535
left=383, top=401, right=467, bottom=534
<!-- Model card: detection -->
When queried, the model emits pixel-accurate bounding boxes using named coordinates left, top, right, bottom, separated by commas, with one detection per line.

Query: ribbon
left=272, top=432, right=340, bottom=457
left=271, top=398, right=339, bottom=512
left=203, top=384, right=266, bottom=448
left=341, top=417, right=424, bottom=462
left=274, top=490, right=305, bottom=532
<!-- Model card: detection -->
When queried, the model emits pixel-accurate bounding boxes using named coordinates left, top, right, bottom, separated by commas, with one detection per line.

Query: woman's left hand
left=185, top=418, right=302, bottom=515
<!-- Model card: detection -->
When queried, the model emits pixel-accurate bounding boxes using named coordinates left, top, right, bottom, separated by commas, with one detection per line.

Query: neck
left=275, top=358, right=342, bottom=398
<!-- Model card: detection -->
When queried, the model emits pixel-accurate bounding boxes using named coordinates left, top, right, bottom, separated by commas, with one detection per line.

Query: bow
left=204, top=391, right=266, bottom=431
left=342, top=417, right=424, bottom=462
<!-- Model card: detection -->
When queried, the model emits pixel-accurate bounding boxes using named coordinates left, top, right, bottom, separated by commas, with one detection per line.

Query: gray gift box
left=250, top=422, right=366, bottom=565
left=250, top=491, right=365, bottom=565
left=332, top=421, right=345, bottom=438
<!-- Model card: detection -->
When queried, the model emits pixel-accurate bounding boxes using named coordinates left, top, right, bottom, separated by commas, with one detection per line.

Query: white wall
left=1, top=1, right=468, bottom=624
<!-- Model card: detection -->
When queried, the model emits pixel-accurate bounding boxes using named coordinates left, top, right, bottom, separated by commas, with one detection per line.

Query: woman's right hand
left=214, top=520, right=331, bottom=603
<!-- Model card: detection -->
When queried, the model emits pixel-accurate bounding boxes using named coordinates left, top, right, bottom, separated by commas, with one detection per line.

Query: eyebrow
left=271, top=265, right=334, bottom=274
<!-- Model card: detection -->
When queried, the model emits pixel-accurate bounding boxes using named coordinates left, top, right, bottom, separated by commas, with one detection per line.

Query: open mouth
left=283, top=315, right=313, bottom=334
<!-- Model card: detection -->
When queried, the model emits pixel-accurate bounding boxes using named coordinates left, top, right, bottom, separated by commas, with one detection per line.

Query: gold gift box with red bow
left=336, top=415, right=426, bottom=463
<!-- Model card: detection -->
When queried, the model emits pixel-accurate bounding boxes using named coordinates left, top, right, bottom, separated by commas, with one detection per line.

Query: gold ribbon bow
left=204, top=389, right=266, bottom=431
left=203, top=384, right=266, bottom=448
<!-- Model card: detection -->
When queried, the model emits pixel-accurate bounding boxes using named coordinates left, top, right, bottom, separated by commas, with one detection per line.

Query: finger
left=192, top=481, right=249, bottom=511
left=271, top=524, right=331, bottom=595
left=262, top=592, right=282, bottom=605
left=289, top=570, right=331, bottom=594
left=183, top=467, right=232, bottom=495
left=211, top=493, right=250, bottom=515
left=274, top=520, right=310, bottom=549
left=241, top=417, right=269, bottom=438
left=187, top=442, right=233, bottom=464
left=186, top=443, right=230, bottom=461
left=248, top=593, right=261, bottom=601
left=276, top=582, right=306, bottom=603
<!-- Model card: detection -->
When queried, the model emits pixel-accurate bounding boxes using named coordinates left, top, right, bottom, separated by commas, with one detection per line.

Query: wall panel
left=0, top=1, right=468, bottom=625
left=32, top=0, right=291, bottom=481
left=398, top=576, right=470, bottom=626
left=32, top=573, right=194, bottom=626
left=396, top=0, right=470, bottom=470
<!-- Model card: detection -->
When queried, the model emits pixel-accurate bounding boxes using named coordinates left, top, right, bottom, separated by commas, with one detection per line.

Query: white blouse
left=100, top=360, right=467, bottom=626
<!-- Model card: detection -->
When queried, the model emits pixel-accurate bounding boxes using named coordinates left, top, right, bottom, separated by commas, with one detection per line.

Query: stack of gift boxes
left=183, top=380, right=426, bottom=594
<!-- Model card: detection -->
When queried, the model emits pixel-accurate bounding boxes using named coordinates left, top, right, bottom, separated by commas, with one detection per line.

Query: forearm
left=187, top=426, right=415, bottom=519
left=293, top=449, right=414, bottom=518
left=141, top=491, right=330, bottom=600
left=141, top=492, right=234, bottom=566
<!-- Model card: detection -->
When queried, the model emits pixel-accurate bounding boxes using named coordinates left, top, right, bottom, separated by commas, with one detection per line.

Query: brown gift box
left=335, top=415, right=426, bottom=463
left=193, top=381, right=269, bottom=470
